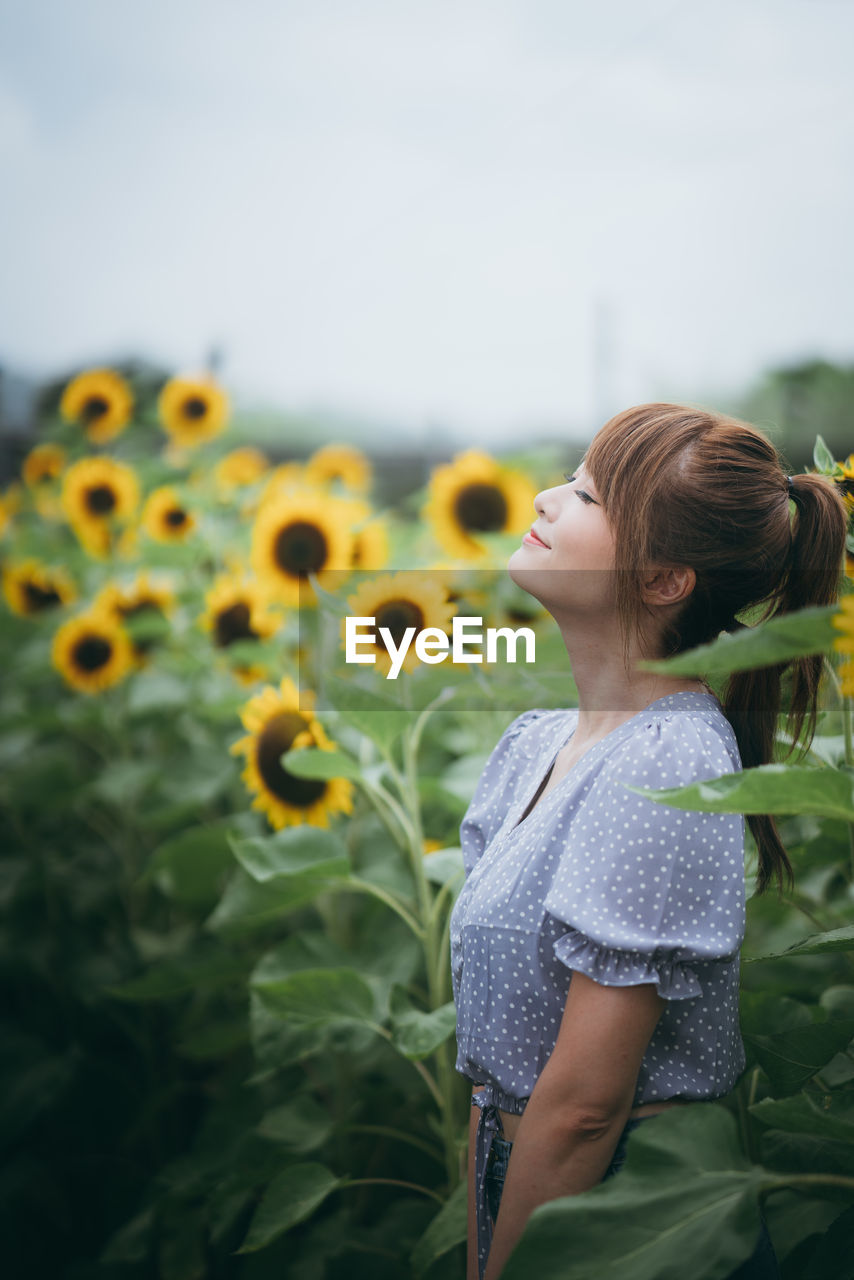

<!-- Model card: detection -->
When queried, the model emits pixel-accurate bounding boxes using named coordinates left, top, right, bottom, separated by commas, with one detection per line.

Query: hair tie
left=786, top=475, right=795, bottom=494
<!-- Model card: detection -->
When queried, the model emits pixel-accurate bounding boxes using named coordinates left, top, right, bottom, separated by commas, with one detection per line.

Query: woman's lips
left=523, top=528, right=549, bottom=548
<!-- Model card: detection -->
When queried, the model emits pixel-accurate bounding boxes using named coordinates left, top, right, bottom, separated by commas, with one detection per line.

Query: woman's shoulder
left=605, top=691, right=742, bottom=787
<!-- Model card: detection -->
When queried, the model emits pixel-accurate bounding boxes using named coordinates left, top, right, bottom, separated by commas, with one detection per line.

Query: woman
left=449, top=404, right=848, bottom=1280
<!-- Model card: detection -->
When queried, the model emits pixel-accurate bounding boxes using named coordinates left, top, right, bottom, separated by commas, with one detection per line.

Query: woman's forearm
left=468, top=1089, right=483, bottom=1280
left=482, top=1094, right=628, bottom=1280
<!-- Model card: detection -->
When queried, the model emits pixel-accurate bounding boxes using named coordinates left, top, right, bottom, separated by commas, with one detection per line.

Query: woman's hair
left=582, top=402, right=849, bottom=898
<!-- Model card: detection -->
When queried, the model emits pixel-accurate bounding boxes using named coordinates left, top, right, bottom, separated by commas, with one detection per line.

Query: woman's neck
left=556, top=622, right=711, bottom=745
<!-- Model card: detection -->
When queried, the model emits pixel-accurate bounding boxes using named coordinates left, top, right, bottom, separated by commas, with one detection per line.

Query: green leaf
left=624, top=765, right=854, bottom=821
left=802, top=1206, right=854, bottom=1279
left=814, top=435, right=836, bottom=473
left=744, top=1018, right=854, bottom=1096
left=228, top=826, right=349, bottom=883
left=411, top=1180, right=468, bottom=1277
left=127, top=670, right=189, bottom=714
left=746, top=924, right=854, bottom=962
left=206, top=867, right=342, bottom=936
left=281, top=746, right=364, bottom=781
left=390, top=991, right=457, bottom=1060
left=322, top=674, right=408, bottom=756
left=636, top=605, right=840, bottom=679
left=250, top=966, right=379, bottom=1030
left=235, top=1163, right=343, bottom=1252
left=256, top=1097, right=334, bottom=1153
left=141, top=817, right=250, bottom=906
left=749, top=1088, right=854, bottom=1142
left=422, top=846, right=465, bottom=887
left=502, top=1106, right=769, bottom=1280
left=89, top=759, right=159, bottom=808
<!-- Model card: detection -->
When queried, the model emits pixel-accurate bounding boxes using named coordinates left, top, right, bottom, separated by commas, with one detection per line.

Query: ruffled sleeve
left=459, top=707, right=554, bottom=876
left=544, top=710, right=745, bottom=1002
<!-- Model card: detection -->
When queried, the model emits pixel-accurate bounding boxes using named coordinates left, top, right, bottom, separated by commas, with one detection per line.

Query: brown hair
left=582, top=402, right=849, bottom=898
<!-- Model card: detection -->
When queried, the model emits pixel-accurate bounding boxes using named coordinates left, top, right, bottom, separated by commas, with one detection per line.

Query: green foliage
left=3, top=423, right=854, bottom=1280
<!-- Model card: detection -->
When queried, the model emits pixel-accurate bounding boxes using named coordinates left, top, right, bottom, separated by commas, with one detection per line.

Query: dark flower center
left=86, top=484, right=117, bottom=515
left=453, top=482, right=508, bottom=533
left=182, top=396, right=208, bottom=420
left=214, top=601, right=258, bottom=647
left=82, top=395, right=109, bottom=423
left=374, top=598, right=425, bottom=647
left=22, top=582, right=61, bottom=611
left=73, top=634, right=112, bottom=671
left=165, top=507, right=188, bottom=528
left=274, top=521, right=328, bottom=576
left=256, top=711, right=327, bottom=808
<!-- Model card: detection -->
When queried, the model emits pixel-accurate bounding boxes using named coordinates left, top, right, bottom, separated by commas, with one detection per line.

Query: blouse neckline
left=509, top=689, right=721, bottom=836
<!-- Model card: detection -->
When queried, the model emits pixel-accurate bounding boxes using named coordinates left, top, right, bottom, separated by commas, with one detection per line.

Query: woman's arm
left=468, top=1086, right=483, bottom=1280
left=482, top=972, right=666, bottom=1280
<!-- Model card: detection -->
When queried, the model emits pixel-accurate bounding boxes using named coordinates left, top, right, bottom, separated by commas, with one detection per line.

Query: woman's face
left=507, top=465, right=617, bottom=619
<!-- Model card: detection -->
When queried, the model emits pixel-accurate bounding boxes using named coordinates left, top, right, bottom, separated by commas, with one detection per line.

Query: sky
left=0, top=0, right=851, bottom=443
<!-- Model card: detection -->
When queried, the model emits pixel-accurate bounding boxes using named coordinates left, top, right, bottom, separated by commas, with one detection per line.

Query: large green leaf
left=625, top=765, right=854, bottom=821
left=744, top=1018, right=854, bottom=1096
left=637, top=605, right=840, bottom=679
left=280, top=746, right=364, bottom=781
left=205, top=867, right=342, bottom=936
left=750, top=1086, right=854, bottom=1142
left=389, top=989, right=457, bottom=1060
left=250, top=966, right=379, bottom=1030
left=502, top=1105, right=771, bottom=1280
left=411, top=1180, right=468, bottom=1277
left=235, top=1163, right=343, bottom=1252
left=746, top=924, right=854, bottom=963
left=228, top=825, right=349, bottom=883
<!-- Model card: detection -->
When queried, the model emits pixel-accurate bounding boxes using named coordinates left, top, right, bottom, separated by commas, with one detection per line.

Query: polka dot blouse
left=450, top=691, right=747, bottom=1109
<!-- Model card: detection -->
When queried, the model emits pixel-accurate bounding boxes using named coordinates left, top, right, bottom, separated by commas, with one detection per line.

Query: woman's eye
left=563, top=473, right=593, bottom=503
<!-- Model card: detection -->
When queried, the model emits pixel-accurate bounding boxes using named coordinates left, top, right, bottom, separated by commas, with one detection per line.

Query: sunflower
left=424, top=450, right=535, bottom=560
left=214, top=447, right=269, bottom=496
left=835, top=454, right=854, bottom=516
left=158, top=375, right=229, bottom=448
left=61, top=457, right=140, bottom=558
left=305, top=444, right=372, bottom=494
left=22, top=442, right=66, bottom=489
left=251, top=491, right=354, bottom=605
left=60, top=369, right=134, bottom=444
left=2, top=558, right=77, bottom=616
left=52, top=609, right=135, bottom=694
left=141, top=486, right=196, bottom=542
left=342, top=571, right=456, bottom=676
left=229, top=676, right=354, bottom=830
left=256, top=462, right=308, bottom=509
left=93, top=572, right=175, bottom=660
left=337, top=498, right=390, bottom=572
left=199, top=573, right=282, bottom=682
left=0, top=483, right=24, bottom=537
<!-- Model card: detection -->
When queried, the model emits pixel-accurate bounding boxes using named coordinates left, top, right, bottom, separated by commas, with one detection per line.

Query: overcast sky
left=0, top=0, right=851, bottom=442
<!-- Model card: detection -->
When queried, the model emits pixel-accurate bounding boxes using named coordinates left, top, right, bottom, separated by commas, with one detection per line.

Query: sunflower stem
left=824, top=653, right=854, bottom=882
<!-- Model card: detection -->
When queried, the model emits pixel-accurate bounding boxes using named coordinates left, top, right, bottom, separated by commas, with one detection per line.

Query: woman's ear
left=640, top=565, right=696, bottom=608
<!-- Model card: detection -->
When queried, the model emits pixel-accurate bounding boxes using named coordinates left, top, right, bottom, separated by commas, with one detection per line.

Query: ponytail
left=723, top=472, right=849, bottom=896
